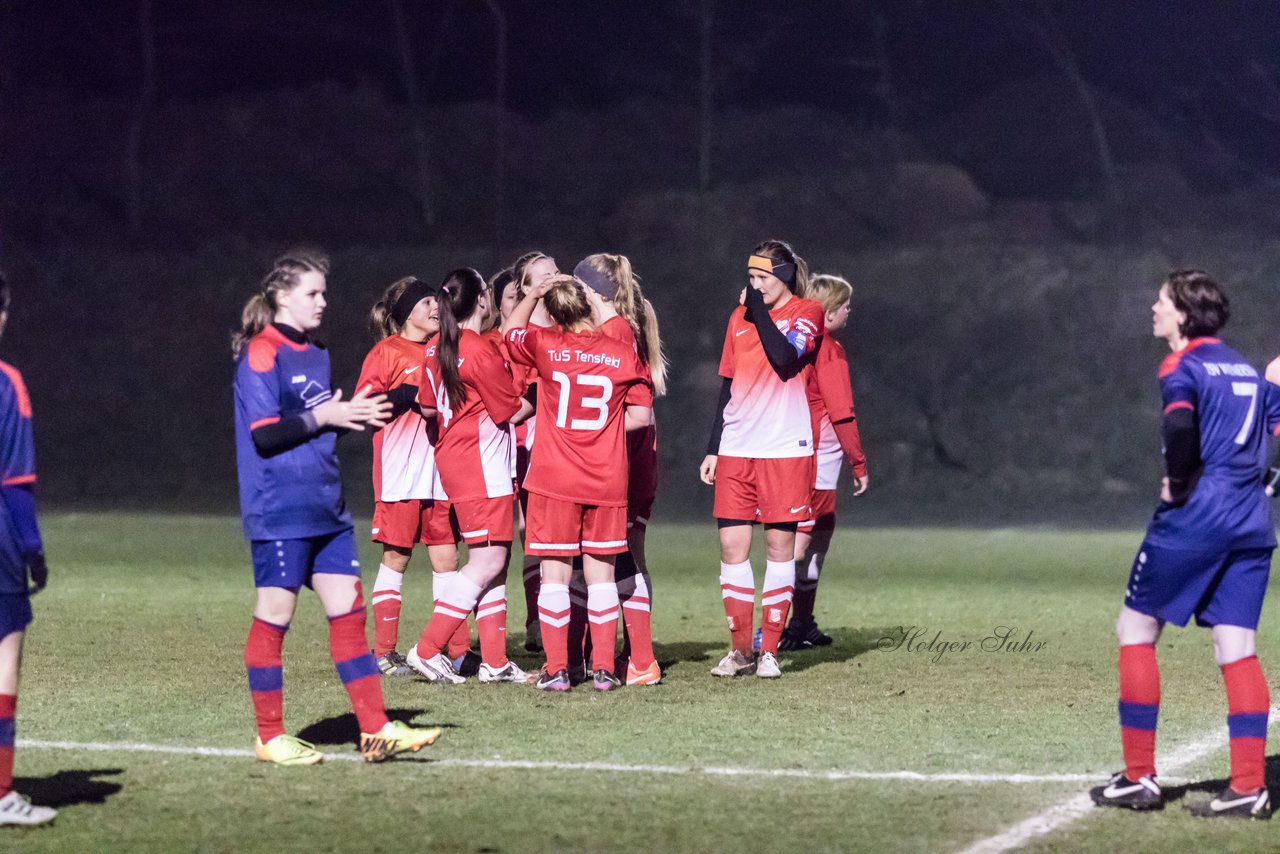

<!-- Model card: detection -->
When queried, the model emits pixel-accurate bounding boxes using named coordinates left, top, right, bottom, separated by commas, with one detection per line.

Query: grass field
left=8, top=514, right=1280, bottom=852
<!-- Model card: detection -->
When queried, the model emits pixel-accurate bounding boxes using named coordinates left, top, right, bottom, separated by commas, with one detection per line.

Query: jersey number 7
left=551, top=371, right=612, bottom=431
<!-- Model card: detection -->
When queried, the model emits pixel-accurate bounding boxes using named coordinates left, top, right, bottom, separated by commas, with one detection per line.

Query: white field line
left=19, top=737, right=1114, bottom=783
left=955, top=705, right=1280, bottom=854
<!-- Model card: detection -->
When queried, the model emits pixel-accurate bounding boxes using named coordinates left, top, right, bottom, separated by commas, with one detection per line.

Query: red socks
left=0, top=693, right=15, bottom=797
left=719, top=561, right=754, bottom=656
left=418, top=574, right=483, bottom=658
left=1222, top=655, right=1269, bottom=793
left=371, top=564, right=404, bottom=657
left=759, top=560, right=796, bottom=656
left=476, top=583, right=509, bottom=668
left=244, top=618, right=287, bottom=742
left=619, top=563, right=655, bottom=670
left=587, top=583, right=620, bottom=673
left=328, top=608, right=388, bottom=735
left=538, top=583, right=571, bottom=674
left=1118, top=643, right=1160, bottom=781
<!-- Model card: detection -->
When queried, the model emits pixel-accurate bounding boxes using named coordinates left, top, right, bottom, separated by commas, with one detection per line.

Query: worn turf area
left=9, top=515, right=1280, bottom=851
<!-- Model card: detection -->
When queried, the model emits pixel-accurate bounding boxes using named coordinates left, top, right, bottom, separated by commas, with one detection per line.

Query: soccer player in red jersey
left=0, top=273, right=56, bottom=826
left=503, top=275, right=654, bottom=691
left=405, top=268, right=533, bottom=684
left=575, top=253, right=668, bottom=686
left=233, top=250, right=441, bottom=764
left=785, top=274, right=868, bottom=650
left=357, top=277, right=468, bottom=677
left=700, top=240, right=823, bottom=679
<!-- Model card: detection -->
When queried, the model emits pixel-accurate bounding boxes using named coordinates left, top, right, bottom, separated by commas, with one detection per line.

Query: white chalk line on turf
left=954, top=704, right=1280, bottom=854
left=18, top=738, right=1108, bottom=783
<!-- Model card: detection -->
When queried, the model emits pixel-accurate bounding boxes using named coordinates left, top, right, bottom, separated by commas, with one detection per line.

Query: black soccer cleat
left=1089, top=772, right=1163, bottom=811
left=1186, top=786, right=1272, bottom=820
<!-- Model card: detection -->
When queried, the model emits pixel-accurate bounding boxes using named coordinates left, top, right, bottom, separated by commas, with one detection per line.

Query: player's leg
left=711, top=456, right=758, bottom=676
left=619, top=523, right=660, bottom=685
left=424, top=501, right=471, bottom=662
left=582, top=504, right=627, bottom=691
left=0, top=603, right=55, bottom=826
left=525, top=493, right=578, bottom=690
left=786, top=489, right=836, bottom=649
left=566, top=561, right=589, bottom=684
left=370, top=500, right=417, bottom=674
left=516, top=446, right=541, bottom=653
left=753, top=457, right=810, bottom=676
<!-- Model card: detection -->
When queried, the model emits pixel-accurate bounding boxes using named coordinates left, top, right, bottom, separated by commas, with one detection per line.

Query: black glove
left=26, top=552, right=47, bottom=593
left=743, top=283, right=765, bottom=323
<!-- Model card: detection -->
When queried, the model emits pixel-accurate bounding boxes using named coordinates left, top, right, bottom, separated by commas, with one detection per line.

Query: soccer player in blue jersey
left=0, top=274, right=55, bottom=826
left=233, top=249, right=442, bottom=765
left=1091, top=270, right=1273, bottom=819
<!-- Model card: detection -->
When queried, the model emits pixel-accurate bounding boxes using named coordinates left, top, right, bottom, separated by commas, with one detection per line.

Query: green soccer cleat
left=255, top=734, right=325, bottom=766
left=359, top=720, right=442, bottom=763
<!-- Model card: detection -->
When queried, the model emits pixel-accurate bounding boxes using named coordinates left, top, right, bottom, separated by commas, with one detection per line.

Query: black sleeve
left=524, top=383, right=537, bottom=410
left=744, top=286, right=804, bottom=381
left=1162, top=406, right=1200, bottom=503
left=385, top=384, right=419, bottom=420
left=705, top=377, right=733, bottom=455
left=252, top=411, right=319, bottom=456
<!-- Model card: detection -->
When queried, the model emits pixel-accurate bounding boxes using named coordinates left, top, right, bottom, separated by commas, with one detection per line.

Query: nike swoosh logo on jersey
left=736, top=329, right=751, bottom=336
left=404, top=366, right=419, bottom=375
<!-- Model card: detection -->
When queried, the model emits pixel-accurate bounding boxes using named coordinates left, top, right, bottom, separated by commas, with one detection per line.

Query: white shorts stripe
left=581, top=539, right=627, bottom=548
left=529, top=542, right=579, bottom=550
left=460, top=528, right=489, bottom=538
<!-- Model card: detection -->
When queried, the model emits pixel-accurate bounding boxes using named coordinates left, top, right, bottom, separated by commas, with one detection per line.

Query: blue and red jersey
left=234, top=324, right=350, bottom=541
left=0, top=361, right=38, bottom=594
left=1146, top=338, right=1274, bottom=551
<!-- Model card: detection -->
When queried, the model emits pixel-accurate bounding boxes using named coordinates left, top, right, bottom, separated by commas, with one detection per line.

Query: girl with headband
left=699, top=239, right=823, bottom=679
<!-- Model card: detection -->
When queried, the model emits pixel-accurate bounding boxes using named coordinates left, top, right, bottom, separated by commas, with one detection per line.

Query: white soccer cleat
left=0, top=791, right=56, bottom=826
left=406, top=645, right=465, bottom=684
left=755, top=651, right=782, bottom=678
left=477, top=661, right=532, bottom=683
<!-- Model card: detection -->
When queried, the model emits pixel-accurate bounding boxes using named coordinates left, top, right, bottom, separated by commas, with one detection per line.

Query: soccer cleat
left=779, top=621, right=834, bottom=651
left=756, top=651, right=782, bottom=678
left=359, top=719, right=442, bottom=763
left=534, top=667, right=572, bottom=692
left=406, top=645, right=465, bottom=684
left=1186, top=786, right=1272, bottom=819
left=255, top=733, right=325, bottom=766
left=478, top=661, right=533, bottom=683
left=710, top=649, right=756, bottom=677
left=625, top=659, right=662, bottom=686
left=592, top=669, right=622, bottom=692
left=0, top=791, right=56, bottom=826
left=524, top=621, right=543, bottom=653
left=1089, top=772, right=1163, bottom=811
left=376, top=650, right=412, bottom=676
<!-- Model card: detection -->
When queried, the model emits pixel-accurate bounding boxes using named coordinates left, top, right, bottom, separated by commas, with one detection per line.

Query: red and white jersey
left=357, top=335, right=446, bottom=501
left=718, top=297, right=824, bottom=459
left=807, top=336, right=864, bottom=489
left=420, top=329, right=522, bottom=502
left=505, top=324, right=652, bottom=506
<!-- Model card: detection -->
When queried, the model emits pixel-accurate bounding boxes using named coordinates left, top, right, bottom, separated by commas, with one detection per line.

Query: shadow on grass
left=14, top=768, right=123, bottom=807
left=297, top=708, right=459, bottom=746
left=776, top=625, right=899, bottom=674
left=654, top=640, right=731, bottom=673
left=1160, top=753, right=1280, bottom=806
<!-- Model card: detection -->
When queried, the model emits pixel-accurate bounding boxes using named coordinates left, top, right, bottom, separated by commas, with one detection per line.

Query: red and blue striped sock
left=328, top=609, right=388, bottom=735
left=1118, top=643, right=1160, bottom=780
left=1222, top=655, right=1269, bottom=793
left=244, top=618, right=287, bottom=743
left=0, top=693, right=15, bottom=797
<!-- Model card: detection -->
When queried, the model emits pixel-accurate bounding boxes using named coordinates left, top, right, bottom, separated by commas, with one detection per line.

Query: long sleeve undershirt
left=1162, top=406, right=1200, bottom=503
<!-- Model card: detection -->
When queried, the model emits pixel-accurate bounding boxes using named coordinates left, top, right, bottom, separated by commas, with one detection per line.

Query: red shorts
left=713, top=455, right=816, bottom=525
left=525, top=493, right=629, bottom=557
left=798, top=488, right=837, bottom=532
left=627, top=425, right=658, bottom=529
left=371, top=499, right=458, bottom=549
left=452, top=495, right=515, bottom=545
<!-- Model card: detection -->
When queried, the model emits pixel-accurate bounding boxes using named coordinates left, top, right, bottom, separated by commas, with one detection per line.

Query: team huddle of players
left=227, top=238, right=866, bottom=764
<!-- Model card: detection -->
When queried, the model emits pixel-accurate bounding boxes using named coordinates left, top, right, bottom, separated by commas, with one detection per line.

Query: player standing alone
left=1090, top=270, right=1273, bottom=818
left=700, top=240, right=823, bottom=679
left=233, top=249, right=441, bottom=764
left=0, top=273, right=55, bottom=826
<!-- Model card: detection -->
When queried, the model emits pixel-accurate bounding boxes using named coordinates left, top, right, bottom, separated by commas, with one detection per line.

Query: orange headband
left=746, top=254, right=797, bottom=286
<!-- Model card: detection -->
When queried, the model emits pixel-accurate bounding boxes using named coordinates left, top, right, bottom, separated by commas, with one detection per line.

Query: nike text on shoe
left=1187, top=786, right=1272, bottom=820
left=405, top=645, right=465, bottom=684
left=710, top=649, right=756, bottom=677
left=1089, top=772, right=1163, bottom=811
left=359, top=720, right=442, bottom=763
left=0, top=791, right=57, bottom=826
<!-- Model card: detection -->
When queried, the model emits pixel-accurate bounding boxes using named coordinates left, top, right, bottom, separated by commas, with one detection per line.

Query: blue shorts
left=251, top=528, right=360, bottom=589
left=1124, top=541, right=1273, bottom=629
left=0, top=592, right=32, bottom=639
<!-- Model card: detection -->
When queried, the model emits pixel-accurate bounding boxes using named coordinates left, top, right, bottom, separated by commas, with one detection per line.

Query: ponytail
left=576, top=253, right=668, bottom=397
left=232, top=247, right=329, bottom=358
left=435, top=268, right=487, bottom=407
left=636, top=297, right=668, bottom=397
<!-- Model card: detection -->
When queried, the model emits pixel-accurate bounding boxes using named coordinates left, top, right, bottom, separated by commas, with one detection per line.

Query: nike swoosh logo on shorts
left=789, top=505, right=807, bottom=514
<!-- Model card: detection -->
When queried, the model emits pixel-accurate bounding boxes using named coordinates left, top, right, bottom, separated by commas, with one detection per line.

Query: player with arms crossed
left=358, top=277, right=468, bottom=677
left=1090, top=270, right=1273, bottom=818
left=405, top=268, right=532, bottom=684
left=0, top=274, right=55, bottom=826
left=233, top=250, right=441, bottom=765
left=700, top=240, right=823, bottom=679
left=503, top=275, right=653, bottom=691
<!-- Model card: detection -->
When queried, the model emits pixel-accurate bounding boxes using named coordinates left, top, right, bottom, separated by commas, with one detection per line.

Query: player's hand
left=699, top=455, right=717, bottom=485
left=315, top=386, right=393, bottom=431
left=26, top=552, right=47, bottom=594
left=738, top=288, right=747, bottom=306
left=531, top=275, right=564, bottom=300
left=851, top=474, right=869, bottom=496
left=1266, top=467, right=1280, bottom=498
left=1160, top=477, right=1173, bottom=504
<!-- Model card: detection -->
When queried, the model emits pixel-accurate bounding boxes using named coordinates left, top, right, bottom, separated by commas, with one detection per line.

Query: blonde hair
left=808, top=274, right=853, bottom=315
left=578, top=253, right=668, bottom=397
left=232, top=248, right=330, bottom=358
left=368, top=276, right=421, bottom=341
left=511, top=251, right=550, bottom=299
left=543, top=277, right=592, bottom=329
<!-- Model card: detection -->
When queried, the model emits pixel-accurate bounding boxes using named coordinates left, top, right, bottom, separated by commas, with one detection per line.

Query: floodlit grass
left=8, top=514, right=1280, bottom=851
